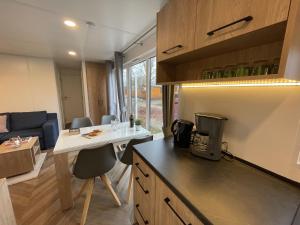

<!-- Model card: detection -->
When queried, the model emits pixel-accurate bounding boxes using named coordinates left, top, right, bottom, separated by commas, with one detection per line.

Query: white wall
left=0, top=54, right=62, bottom=128
left=180, top=86, right=300, bottom=182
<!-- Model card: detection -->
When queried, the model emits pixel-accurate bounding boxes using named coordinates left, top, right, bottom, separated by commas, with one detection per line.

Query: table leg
left=54, top=153, right=74, bottom=210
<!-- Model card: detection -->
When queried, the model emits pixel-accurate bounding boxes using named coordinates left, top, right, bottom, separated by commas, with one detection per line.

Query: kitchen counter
left=133, top=137, right=300, bottom=225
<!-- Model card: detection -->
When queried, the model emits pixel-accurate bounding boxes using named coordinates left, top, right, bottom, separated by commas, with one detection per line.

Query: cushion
left=0, top=113, right=10, bottom=131
left=0, top=128, right=44, bottom=142
left=11, top=111, right=47, bottom=131
left=0, top=115, right=8, bottom=133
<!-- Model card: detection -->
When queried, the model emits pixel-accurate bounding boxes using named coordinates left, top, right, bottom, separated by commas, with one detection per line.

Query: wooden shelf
left=158, top=41, right=284, bottom=84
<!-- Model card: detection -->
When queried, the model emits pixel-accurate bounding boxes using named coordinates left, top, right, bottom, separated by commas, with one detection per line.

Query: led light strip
left=181, top=80, right=300, bottom=88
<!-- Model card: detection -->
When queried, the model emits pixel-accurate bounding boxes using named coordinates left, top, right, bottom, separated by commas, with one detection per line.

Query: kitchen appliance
left=171, top=119, right=194, bottom=148
left=192, top=113, right=227, bottom=160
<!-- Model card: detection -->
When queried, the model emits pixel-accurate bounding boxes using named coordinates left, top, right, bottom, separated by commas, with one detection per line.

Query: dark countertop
left=133, top=138, right=300, bottom=225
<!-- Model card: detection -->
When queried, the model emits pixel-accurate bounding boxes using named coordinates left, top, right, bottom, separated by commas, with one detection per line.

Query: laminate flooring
left=9, top=150, right=133, bottom=225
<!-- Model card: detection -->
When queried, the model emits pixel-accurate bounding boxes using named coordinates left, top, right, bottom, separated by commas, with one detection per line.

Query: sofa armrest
left=42, top=119, right=59, bottom=149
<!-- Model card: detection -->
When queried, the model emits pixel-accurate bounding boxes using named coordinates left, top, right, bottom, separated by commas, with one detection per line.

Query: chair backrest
left=73, top=144, right=116, bottom=179
left=120, top=135, right=153, bottom=165
left=70, top=117, right=93, bottom=129
left=101, top=115, right=117, bottom=125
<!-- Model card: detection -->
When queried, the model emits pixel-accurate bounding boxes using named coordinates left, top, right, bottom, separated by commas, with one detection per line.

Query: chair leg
left=74, top=180, right=89, bottom=201
left=116, top=165, right=130, bottom=185
left=126, top=168, right=134, bottom=204
left=80, top=178, right=95, bottom=225
left=101, top=175, right=122, bottom=206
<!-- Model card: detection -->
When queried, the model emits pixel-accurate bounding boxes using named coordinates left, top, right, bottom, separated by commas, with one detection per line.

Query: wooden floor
left=8, top=151, right=133, bottom=225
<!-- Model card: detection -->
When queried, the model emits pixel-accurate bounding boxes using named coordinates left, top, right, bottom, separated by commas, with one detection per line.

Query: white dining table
left=53, top=122, right=150, bottom=210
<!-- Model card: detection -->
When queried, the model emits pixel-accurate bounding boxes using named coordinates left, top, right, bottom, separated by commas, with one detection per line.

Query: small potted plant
left=135, top=119, right=142, bottom=131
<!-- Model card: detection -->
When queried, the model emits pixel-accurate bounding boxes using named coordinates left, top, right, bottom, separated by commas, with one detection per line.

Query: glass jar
left=213, top=67, right=222, bottom=79
left=224, top=65, right=235, bottom=78
left=270, top=58, right=280, bottom=74
left=236, top=62, right=249, bottom=77
left=252, top=60, right=268, bottom=76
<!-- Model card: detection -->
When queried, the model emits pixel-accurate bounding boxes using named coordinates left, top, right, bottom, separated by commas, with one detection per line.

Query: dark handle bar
left=135, top=177, right=149, bottom=194
left=207, top=16, right=253, bottom=36
left=135, top=163, right=149, bottom=177
left=162, top=45, right=183, bottom=54
left=164, top=198, right=192, bottom=225
left=136, top=204, right=149, bottom=224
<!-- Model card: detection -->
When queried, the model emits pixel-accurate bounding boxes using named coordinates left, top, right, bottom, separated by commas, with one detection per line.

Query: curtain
left=162, top=84, right=175, bottom=137
left=105, top=60, right=118, bottom=116
left=114, top=52, right=126, bottom=122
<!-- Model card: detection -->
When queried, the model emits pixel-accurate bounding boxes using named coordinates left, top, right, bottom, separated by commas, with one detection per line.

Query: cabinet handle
left=207, top=16, right=253, bottom=36
left=162, top=45, right=183, bottom=54
left=135, top=177, right=149, bottom=194
left=136, top=204, right=149, bottom=224
left=164, top=198, right=192, bottom=225
left=135, top=163, right=149, bottom=177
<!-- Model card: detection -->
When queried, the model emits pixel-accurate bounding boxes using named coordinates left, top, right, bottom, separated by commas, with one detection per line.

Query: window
left=125, top=56, right=163, bottom=134
left=150, top=57, right=163, bottom=133
left=130, top=61, right=147, bottom=127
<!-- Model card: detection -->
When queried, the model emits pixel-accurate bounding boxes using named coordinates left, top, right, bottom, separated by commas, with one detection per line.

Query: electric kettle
left=171, top=119, right=194, bottom=148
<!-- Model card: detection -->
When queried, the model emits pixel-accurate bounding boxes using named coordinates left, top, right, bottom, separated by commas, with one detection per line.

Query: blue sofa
left=0, top=111, right=59, bottom=150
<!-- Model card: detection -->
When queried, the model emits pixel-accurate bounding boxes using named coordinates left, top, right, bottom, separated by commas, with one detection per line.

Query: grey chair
left=73, top=144, right=121, bottom=225
left=101, top=115, right=117, bottom=125
left=70, top=117, right=93, bottom=129
left=116, top=135, right=153, bottom=202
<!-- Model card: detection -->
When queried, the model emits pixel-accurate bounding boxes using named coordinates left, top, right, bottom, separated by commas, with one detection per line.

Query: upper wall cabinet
left=195, top=0, right=290, bottom=49
left=156, top=0, right=300, bottom=84
left=156, top=0, right=197, bottom=62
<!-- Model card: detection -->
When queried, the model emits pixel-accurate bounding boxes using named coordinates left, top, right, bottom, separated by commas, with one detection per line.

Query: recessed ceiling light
left=64, top=20, right=77, bottom=28
left=68, top=51, right=77, bottom=56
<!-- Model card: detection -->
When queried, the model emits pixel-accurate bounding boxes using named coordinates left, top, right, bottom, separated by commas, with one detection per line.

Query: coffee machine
left=191, top=113, right=227, bottom=160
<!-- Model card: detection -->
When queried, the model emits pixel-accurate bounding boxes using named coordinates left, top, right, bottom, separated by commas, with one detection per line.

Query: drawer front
left=155, top=177, right=204, bottom=225
left=133, top=152, right=155, bottom=191
left=133, top=152, right=156, bottom=225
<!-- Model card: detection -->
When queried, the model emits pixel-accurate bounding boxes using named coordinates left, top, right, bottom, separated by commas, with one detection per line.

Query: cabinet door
left=133, top=152, right=156, bottom=225
left=195, top=0, right=290, bottom=48
left=157, top=0, right=197, bottom=62
left=155, top=177, right=204, bottom=225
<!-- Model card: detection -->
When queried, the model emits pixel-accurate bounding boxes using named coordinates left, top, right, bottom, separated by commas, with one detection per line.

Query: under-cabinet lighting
left=181, top=79, right=300, bottom=88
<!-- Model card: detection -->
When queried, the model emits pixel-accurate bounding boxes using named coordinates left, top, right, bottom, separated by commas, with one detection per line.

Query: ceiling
left=0, top=0, right=164, bottom=68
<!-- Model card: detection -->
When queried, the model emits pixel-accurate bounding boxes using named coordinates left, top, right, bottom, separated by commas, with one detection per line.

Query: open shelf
left=157, top=40, right=285, bottom=84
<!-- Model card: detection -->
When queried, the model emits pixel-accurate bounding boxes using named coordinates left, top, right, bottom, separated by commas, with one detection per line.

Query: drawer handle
left=135, top=177, right=149, bottom=194
left=162, top=45, right=183, bottom=54
left=136, top=204, right=149, bottom=224
left=135, top=163, right=149, bottom=177
left=164, top=198, right=192, bottom=225
left=207, top=15, right=253, bottom=36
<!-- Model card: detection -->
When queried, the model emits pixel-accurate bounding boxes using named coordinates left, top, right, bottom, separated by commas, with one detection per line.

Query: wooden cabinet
left=156, top=0, right=197, bottom=62
left=133, top=152, right=156, bottom=225
left=195, top=0, right=290, bottom=49
left=155, top=177, right=204, bottom=225
left=156, top=0, right=300, bottom=84
left=133, top=152, right=204, bottom=225
left=85, top=62, right=108, bottom=125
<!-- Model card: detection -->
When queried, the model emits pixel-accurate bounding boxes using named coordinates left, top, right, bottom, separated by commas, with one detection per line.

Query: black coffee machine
left=191, top=113, right=227, bottom=160
left=171, top=119, right=194, bottom=148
